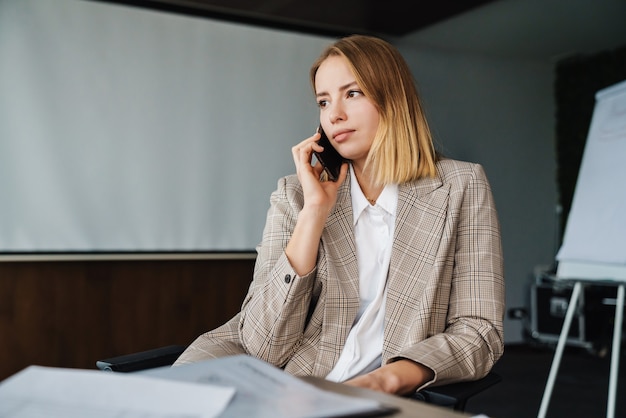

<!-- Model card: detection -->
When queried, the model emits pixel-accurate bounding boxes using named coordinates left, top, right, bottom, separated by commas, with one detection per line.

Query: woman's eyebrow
left=316, top=81, right=358, bottom=99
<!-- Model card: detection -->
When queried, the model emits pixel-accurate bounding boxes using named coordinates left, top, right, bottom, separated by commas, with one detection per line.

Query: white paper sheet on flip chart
left=556, top=79, right=626, bottom=282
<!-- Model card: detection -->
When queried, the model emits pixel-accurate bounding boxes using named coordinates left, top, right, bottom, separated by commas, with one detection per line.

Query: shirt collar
left=350, top=165, right=398, bottom=225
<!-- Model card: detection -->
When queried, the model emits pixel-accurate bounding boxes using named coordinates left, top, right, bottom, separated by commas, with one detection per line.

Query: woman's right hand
left=285, top=132, right=348, bottom=276
left=291, top=132, right=348, bottom=216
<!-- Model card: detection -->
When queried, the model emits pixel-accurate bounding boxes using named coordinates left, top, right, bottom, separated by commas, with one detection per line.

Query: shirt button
left=284, top=274, right=292, bottom=284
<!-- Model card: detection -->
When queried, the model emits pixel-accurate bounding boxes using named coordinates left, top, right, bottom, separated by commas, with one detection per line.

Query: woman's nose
left=329, top=103, right=346, bottom=123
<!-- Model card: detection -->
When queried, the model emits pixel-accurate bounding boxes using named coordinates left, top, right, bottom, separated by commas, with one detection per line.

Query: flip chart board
left=556, top=79, right=626, bottom=281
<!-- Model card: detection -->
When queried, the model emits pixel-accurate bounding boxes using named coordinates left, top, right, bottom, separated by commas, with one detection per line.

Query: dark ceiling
left=101, top=0, right=496, bottom=38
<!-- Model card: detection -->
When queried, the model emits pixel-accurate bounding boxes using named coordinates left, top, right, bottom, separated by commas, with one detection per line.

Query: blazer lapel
left=384, top=175, right=451, bottom=348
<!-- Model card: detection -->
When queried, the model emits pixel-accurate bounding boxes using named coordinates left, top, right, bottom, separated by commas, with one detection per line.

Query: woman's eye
left=348, top=90, right=362, bottom=98
left=317, top=99, right=328, bottom=108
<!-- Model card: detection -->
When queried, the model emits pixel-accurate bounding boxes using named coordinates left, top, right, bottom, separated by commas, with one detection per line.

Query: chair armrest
left=96, top=345, right=186, bottom=372
left=414, top=372, right=502, bottom=411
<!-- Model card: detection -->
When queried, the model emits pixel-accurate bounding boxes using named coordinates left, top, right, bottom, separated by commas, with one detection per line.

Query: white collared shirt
left=326, top=166, right=398, bottom=382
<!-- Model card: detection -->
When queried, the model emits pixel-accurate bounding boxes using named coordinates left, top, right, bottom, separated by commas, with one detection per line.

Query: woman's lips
left=332, top=130, right=352, bottom=143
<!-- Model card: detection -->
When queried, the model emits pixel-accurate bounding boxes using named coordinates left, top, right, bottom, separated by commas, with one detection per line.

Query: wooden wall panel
left=0, top=258, right=255, bottom=381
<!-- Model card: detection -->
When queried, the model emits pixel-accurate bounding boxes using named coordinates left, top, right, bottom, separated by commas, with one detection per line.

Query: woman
left=175, top=34, right=505, bottom=396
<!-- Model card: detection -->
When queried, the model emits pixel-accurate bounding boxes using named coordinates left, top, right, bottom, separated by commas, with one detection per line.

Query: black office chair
left=412, top=372, right=502, bottom=411
left=96, top=344, right=501, bottom=412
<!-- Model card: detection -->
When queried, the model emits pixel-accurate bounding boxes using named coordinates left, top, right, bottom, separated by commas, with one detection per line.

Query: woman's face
left=314, top=55, right=379, bottom=167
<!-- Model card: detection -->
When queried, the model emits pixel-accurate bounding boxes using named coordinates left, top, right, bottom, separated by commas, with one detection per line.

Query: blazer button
left=284, top=274, right=292, bottom=284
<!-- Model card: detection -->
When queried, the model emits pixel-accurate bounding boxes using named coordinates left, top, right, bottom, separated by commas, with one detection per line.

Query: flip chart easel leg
left=607, top=284, right=624, bottom=418
left=537, top=281, right=582, bottom=418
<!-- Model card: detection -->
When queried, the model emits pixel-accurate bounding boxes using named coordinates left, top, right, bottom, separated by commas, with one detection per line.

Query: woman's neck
left=352, top=162, right=383, bottom=205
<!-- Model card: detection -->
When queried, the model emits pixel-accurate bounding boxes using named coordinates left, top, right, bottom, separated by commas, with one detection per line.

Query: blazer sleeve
left=391, top=162, right=505, bottom=387
left=173, top=314, right=246, bottom=366
left=174, top=175, right=317, bottom=368
left=237, top=175, right=321, bottom=368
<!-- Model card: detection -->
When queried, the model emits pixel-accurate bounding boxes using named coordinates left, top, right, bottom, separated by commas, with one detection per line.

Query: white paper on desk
left=0, top=365, right=235, bottom=418
left=141, top=354, right=392, bottom=418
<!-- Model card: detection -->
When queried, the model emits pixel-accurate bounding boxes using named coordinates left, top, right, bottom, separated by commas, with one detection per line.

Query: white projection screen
left=0, top=0, right=333, bottom=257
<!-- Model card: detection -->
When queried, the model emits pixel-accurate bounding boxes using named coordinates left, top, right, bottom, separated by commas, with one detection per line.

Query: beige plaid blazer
left=175, top=158, right=505, bottom=387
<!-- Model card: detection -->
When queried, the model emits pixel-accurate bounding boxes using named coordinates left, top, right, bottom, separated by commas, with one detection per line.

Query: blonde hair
left=310, top=35, right=437, bottom=185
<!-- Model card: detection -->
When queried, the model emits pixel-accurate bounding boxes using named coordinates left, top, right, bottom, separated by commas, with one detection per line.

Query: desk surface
left=303, top=376, right=474, bottom=418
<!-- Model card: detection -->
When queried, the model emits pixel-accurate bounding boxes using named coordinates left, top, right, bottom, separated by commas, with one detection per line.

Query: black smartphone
left=313, top=125, right=345, bottom=181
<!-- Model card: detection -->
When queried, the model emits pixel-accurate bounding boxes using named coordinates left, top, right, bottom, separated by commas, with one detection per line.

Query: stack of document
left=0, top=354, right=395, bottom=417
